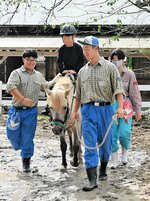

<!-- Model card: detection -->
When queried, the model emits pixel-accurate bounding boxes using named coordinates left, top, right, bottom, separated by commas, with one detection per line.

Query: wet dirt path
left=0, top=115, right=150, bottom=201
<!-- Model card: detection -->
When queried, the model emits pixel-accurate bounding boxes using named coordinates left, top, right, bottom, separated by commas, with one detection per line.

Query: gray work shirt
left=75, top=57, right=125, bottom=104
left=6, top=66, right=49, bottom=107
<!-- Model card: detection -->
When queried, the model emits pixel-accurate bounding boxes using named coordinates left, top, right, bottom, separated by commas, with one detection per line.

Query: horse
left=45, top=75, right=82, bottom=169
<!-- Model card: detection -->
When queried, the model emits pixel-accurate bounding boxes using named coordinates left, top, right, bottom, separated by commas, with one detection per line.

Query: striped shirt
left=75, top=57, right=124, bottom=104
left=121, top=67, right=142, bottom=113
left=6, top=66, right=49, bottom=107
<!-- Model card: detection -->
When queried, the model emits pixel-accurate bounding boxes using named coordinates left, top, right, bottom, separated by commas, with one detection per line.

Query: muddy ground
left=0, top=113, right=150, bottom=201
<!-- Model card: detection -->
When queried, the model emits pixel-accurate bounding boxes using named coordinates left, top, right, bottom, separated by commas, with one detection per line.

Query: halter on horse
left=45, top=75, right=82, bottom=168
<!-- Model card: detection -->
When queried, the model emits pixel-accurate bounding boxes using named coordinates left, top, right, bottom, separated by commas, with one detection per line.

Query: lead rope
left=76, top=114, right=118, bottom=150
left=64, top=95, right=75, bottom=130
left=64, top=84, right=76, bottom=130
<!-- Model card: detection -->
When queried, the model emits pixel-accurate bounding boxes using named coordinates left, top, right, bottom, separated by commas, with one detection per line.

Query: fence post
left=0, top=81, right=2, bottom=114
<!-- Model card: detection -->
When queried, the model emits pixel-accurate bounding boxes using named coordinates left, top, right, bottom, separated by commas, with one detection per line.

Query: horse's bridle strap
left=50, top=105, right=69, bottom=128
left=51, top=120, right=65, bottom=128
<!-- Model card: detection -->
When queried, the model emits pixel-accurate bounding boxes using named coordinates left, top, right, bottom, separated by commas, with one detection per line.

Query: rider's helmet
left=60, top=25, right=77, bottom=36
left=110, top=49, right=125, bottom=61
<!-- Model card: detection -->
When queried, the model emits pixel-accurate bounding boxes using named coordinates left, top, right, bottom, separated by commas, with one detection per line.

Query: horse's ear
left=45, top=88, right=51, bottom=96
left=65, top=87, right=72, bottom=96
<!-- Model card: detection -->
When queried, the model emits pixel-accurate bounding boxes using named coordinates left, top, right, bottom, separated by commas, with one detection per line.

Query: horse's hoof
left=60, top=165, right=67, bottom=172
left=70, top=160, right=79, bottom=167
left=62, top=163, right=67, bottom=168
left=69, top=153, right=73, bottom=157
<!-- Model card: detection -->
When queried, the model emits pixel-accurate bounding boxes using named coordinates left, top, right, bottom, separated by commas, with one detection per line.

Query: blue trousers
left=81, top=104, right=114, bottom=169
left=112, top=101, right=132, bottom=153
left=6, top=106, right=38, bottom=158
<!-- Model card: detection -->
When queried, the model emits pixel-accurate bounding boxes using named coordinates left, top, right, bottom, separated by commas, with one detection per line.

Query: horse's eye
left=49, top=107, right=53, bottom=111
left=63, top=106, right=67, bottom=110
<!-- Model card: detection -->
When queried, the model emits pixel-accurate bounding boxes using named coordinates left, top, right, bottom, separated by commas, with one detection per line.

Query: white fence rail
left=138, top=85, right=150, bottom=108
left=0, top=82, right=149, bottom=113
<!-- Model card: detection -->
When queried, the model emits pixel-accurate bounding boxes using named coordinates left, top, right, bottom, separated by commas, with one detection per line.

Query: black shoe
left=99, top=172, right=107, bottom=180
left=83, top=167, right=98, bottom=191
left=22, top=157, right=31, bottom=173
left=99, top=161, right=108, bottom=181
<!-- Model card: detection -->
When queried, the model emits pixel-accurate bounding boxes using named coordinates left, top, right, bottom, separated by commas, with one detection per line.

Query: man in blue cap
left=72, top=36, right=125, bottom=191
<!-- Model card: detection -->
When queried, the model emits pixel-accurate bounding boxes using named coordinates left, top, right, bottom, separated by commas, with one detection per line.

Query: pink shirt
left=121, top=67, right=142, bottom=113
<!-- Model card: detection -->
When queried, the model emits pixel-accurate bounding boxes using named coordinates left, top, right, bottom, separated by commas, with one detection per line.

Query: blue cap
left=77, top=36, right=99, bottom=46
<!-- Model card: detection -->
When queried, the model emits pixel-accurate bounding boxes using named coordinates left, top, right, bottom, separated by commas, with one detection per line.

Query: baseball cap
left=77, top=36, right=99, bottom=46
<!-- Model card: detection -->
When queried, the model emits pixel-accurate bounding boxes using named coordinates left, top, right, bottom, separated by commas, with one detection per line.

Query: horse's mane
left=48, top=76, right=73, bottom=108
left=54, top=76, right=72, bottom=90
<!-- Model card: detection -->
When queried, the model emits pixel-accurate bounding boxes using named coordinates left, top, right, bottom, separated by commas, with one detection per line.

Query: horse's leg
left=67, top=130, right=73, bottom=157
left=77, top=120, right=83, bottom=164
left=60, top=134, right=67, bottom=168
left=70, top=128, right=80, bottom=167
left=78, top=142, right=83, bottom=164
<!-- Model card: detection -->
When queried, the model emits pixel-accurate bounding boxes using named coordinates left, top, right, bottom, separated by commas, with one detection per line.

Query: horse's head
left=45, top=77, right=74, bottom=135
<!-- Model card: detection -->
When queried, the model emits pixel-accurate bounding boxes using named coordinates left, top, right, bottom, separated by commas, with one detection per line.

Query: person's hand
left=22, top=97, right=33, bottom=107
left=116, top=108, right=124, bottom=118
left=62, top=70, right=68, bottom=74
left=135, top=112, right=142, bottom=121
left=69, top=70, right=76, bottom=74
left=62, top=70, right=76, bottom=75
